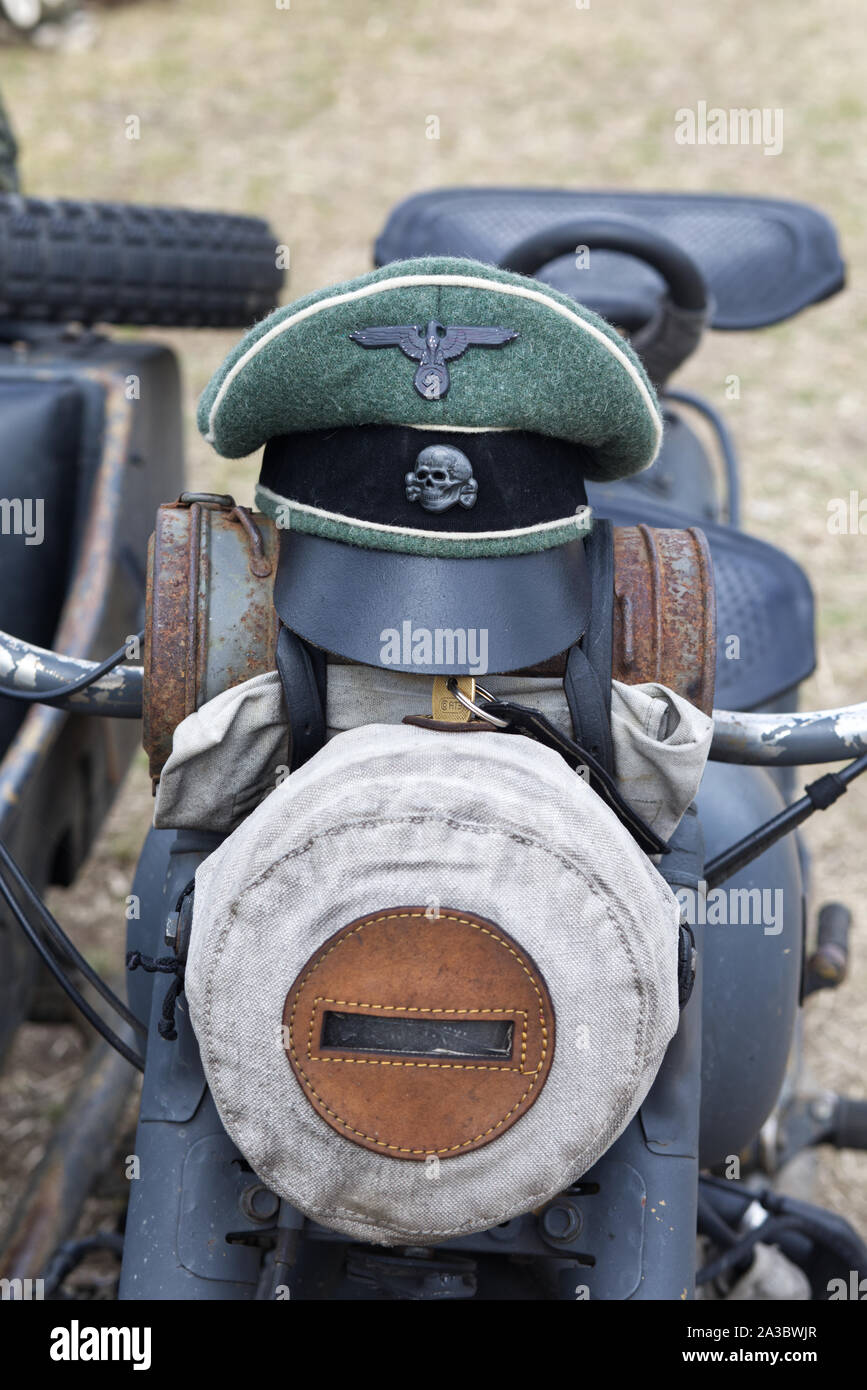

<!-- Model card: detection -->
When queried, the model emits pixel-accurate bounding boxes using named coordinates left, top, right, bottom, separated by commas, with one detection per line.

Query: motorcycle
left=1, top=183, right=866, bottom=1303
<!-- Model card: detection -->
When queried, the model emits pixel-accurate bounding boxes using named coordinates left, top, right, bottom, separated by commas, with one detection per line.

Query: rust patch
left=143, top=499, right=279, bottom=781
left=612, top=525, right=716, bottom=715
left=143, top=509, right=197, bottom=782
left=143, top=517, right=716, bottom=783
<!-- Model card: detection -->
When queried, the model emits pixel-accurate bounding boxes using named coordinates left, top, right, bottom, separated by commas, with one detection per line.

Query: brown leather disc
left=282, top=907, right=555, bottom=1160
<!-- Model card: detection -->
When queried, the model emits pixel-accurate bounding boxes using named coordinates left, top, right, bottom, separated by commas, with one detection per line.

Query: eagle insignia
left=349, top=319, right=519, bottom=399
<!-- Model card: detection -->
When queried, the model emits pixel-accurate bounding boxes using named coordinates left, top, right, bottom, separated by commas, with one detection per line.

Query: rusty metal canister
left=143, top=500, right=715, bottom=781
left=613, top=523, right=715, bottom=717
left=143, top=495, right=280, bottom=782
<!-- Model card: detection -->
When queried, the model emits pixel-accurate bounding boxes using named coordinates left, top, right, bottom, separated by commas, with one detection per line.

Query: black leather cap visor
left=272, top=529, right=591, bottom=676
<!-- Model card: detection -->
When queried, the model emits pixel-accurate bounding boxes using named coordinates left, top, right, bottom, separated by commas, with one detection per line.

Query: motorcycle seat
left=375, top=189, right=844, bottom=332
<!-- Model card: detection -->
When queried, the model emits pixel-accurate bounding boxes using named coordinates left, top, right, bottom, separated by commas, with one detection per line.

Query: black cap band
left=259, top=425, right=591, bottom=549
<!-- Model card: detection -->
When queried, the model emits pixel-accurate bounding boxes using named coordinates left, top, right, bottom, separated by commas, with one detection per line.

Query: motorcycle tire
left=0, top=194, right=284, bottom=327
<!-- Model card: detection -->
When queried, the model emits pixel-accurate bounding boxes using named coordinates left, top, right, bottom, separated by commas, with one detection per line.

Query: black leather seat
left=376, top=189, right=822, bottom=712
left=375, top=188, right=844, bottom=331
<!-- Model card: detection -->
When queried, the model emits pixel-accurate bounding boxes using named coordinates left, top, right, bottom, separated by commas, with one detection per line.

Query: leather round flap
left=282, top=906, right=555, bottom=1160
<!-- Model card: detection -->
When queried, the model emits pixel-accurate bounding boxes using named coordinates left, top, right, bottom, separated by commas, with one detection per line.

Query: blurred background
left=0, top=0, right=865, bottom=1245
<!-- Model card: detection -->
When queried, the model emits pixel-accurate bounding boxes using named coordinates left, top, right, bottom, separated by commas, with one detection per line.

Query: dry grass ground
left=1, top=0, right=866, bottom=1255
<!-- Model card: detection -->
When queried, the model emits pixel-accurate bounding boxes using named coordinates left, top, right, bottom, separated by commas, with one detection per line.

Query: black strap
left=564, top=645, right=615, bottom=775
left=580, top=518, right=616, bottom=697
left=564, top=519, right=615, bottom=775
left=475, top=693, right=669, bottom=856
left=276, top=624, right=328, bottom=771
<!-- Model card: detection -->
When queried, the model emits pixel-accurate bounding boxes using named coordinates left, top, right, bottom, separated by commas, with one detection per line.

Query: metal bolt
left=540, top=1200, right=583, bottom=1246
left=240, top=1183, right=280, bottom=1224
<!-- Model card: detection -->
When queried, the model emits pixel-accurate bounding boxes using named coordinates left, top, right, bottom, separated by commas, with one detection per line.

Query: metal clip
left=173, top=493, right=272, bottom=578
left=445, top=678, right=511, bottom=728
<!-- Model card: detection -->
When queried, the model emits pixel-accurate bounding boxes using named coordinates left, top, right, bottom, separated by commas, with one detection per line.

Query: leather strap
left=564, top=519, right=615, bottom=775
left=473, top=694, right=669, bottom=857
left=276, top=624, right=327, bottom=771
left=564, top=644, right=615, bottom=775
left=581, top=518, right=616, bottom=691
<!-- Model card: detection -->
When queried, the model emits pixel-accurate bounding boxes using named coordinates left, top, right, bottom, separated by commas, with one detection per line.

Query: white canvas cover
left=185, top=721, right=684, bottom=1246
left=154, top=666, right=713, bottom=844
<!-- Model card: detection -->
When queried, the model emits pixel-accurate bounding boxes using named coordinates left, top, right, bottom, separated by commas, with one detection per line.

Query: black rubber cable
left=696, top=1216, right=805, bottom=1286
left=0, top=866, right=144, bottom=1071
left=0, top=631, right=143, bottom=705
left=42, top=1232, right=125, bottom=1298
left=0, top=838, right=146, bottom=1038
left=696, top=1192, right=740, bottom=1250
left=696, top=1174, right=867, bottom=1288
left=698, top=1173, right=755, bottom=1205
left=705, top=751, right=867, bottom=889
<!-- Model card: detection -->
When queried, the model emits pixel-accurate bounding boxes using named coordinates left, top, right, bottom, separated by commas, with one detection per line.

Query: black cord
left=698, top=1172, right=755, bottom=1207
left=42, top=1232, right=124, bottom=1299
left=456, top=685, right=670, bottom=856
left=696, top=1174, right=867, bottom=1289
left=696, top=1192, right=740, bottom=1250
left=705, top=751, right=867, bottom=890
left=0, top=630, right=143, bottom=705
left=0, top=838, right=146, bottom=1039
left=696, top=1215, right=804, bottom=1286
left=126, top=952, right=185, bottom=1041
left=0, top=867, right=144, bottom=1071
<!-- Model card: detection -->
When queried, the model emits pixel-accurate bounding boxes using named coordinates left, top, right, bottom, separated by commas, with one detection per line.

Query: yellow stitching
left=310, top=1061, right=534, bottom=1072
left=293, top=1069, right=544, bottom=1154
left=315, top=999, right=523, bottom=1012
left=307, top=998, right=530, bottom=1072
left=285, top=911, right=550, bottom=1154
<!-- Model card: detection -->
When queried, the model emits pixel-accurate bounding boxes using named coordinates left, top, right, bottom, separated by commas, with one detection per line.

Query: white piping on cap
left=204, top=273, right=662, bottom=458
left=255, top=483, right=589, bottom=545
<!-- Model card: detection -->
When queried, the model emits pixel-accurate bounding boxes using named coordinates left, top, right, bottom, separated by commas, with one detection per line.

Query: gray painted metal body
left=120, top=828, right=259, bottom=1301
left=695, top=762, right=805, bottom=1165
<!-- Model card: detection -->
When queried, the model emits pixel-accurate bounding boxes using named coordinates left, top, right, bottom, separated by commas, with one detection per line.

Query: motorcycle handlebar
left=0, top=631, right=143, bottom=719
left=1, top=630, right=864, bottom=766
left=709, top=703, right=867, bottom=766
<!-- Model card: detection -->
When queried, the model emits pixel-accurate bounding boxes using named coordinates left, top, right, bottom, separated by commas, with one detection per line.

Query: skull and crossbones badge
left=405, top=445, right=478, bottom=513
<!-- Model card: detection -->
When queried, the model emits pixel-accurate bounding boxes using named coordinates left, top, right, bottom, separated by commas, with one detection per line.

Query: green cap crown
left=198, top=256, right=662, bottom=481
